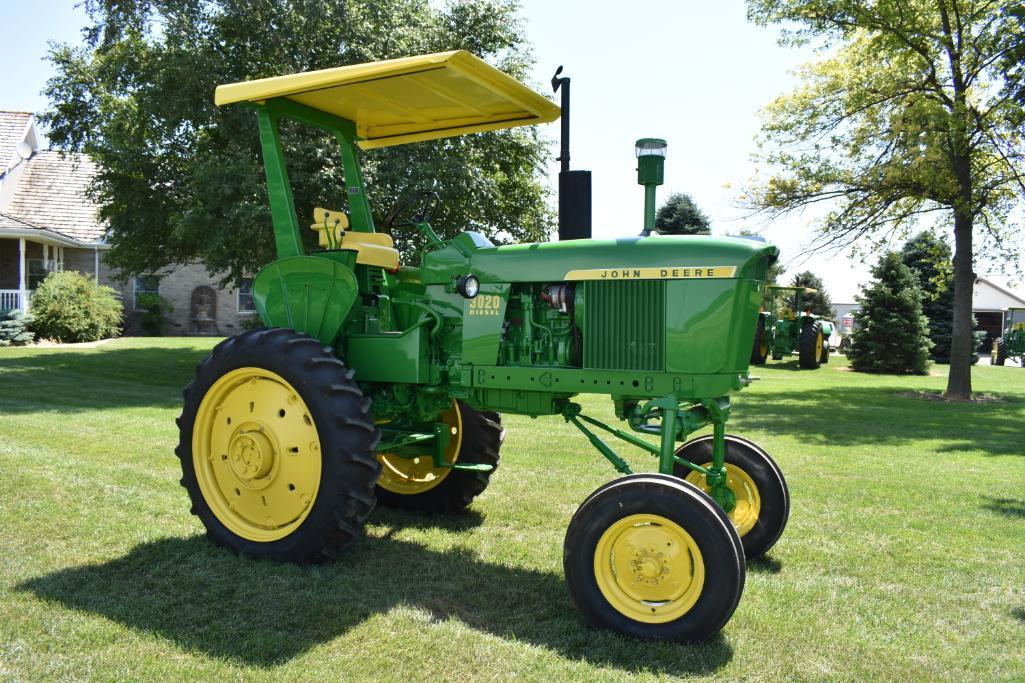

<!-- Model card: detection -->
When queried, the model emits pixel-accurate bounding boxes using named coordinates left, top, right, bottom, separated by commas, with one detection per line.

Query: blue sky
left=1, top=0, right=1018, bottom=302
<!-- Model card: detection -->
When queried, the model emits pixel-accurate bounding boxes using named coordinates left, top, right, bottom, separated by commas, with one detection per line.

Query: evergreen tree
left=848, top=252, right=932, bottom=375
left=790, top=271, right=835, bottom=318
left=654, top=193, right=711, bottom=235
left=900, top=232, right=955, bottom=362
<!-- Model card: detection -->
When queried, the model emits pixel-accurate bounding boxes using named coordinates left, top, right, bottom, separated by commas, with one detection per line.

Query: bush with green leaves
left=136, top=292, right=173, bottom=336
left=0, top=309, right=35, bottom=346
left=30, top=271, right=123, bottom=343
left=848, top=252, right=932, bottom=375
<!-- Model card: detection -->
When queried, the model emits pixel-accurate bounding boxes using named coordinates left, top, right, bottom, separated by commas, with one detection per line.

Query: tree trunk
left=945, top=210, right=974, bottom=399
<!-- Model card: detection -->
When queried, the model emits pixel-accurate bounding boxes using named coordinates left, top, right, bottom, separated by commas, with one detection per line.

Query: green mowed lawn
left=1, top=338, right=1023, bottom=680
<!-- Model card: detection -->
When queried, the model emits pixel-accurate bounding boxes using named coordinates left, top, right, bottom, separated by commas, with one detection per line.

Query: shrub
left=239, top=315, right=264, bottom=331
left=0, top=309, right=35, bottom=346
left=30, top=271, right=123, bottom=343
left=136, top=292, right=173, bottom=336
left=848, top=252, right=932, bottom=375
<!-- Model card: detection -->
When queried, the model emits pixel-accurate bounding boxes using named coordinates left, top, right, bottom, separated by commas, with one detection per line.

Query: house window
left=27, top=259, right=51, bottom=289
left=133, top=275, right=160, bottom=310
left=237, top=278, right=257, bottom=313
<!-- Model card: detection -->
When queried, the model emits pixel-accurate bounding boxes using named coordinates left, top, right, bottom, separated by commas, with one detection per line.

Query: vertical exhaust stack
left=552, top=67, right=592, bottom=241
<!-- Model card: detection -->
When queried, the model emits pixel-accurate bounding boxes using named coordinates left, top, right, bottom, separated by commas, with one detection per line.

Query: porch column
left=94, top=246, right=99, bottom=284
left=42, top=243, right=48, bottom=273
left=18, top=237, right=26, bottom=312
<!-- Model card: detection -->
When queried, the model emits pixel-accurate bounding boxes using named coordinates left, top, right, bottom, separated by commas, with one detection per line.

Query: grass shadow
left=1012, top=607, right=1025, bottom=623
left=18, top=534, right=733, bottom=674
left=747, top=555, right=783, bottom=574
left=735, top=386, right=1025, bottom=456
left=981, top=497, right=1025, bottom=519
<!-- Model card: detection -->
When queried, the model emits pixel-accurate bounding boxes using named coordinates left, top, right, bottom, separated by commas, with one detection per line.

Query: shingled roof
left=0, top=111, right=31, bottom=167
left=5, top=151, right=105, bottom=243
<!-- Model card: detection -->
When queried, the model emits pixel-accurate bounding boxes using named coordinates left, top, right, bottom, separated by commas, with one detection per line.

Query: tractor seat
left=310, top=207, right=399, bottom=270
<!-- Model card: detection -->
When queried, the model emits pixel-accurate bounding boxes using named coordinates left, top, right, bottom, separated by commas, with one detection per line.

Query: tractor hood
left=468, top=235, right=779, bottom=284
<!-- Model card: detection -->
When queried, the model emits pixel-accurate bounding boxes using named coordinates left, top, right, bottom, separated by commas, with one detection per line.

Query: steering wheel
left=385, top=190, right=440, bottom=229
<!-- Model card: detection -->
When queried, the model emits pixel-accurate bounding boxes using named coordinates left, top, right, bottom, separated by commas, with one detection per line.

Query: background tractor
left=750, top=285, right=832, bottom=369
left=179, top=51, right=783, bottom=643
left=992, top=308, right=1025, bottom=367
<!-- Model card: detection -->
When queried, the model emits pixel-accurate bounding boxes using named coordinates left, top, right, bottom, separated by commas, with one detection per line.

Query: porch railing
left=0, top=290, right=24, bottom=311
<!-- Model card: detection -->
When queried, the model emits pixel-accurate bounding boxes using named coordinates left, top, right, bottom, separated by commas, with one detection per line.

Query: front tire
left=799, top=320, right=824, bottom=369
left=564, top=474, right=745, bottom=642
left=674, top=435, right=790, bottom=559
left=177, top=328, right=381, bottom=563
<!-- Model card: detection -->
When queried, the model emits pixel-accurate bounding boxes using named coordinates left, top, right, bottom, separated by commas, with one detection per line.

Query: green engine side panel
left=665, top=279, right=763, bottom=374
left=346, top=328, right=428, bottom=383
left=461, top=283, right=510, bottom=365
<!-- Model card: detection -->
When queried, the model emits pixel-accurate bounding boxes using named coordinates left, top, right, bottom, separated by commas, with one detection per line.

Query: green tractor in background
left=992, top=307, right=1025, bottom=367
left=178, top=51, right=785, bottom=642
left=750, top=285, right=832, bottom=369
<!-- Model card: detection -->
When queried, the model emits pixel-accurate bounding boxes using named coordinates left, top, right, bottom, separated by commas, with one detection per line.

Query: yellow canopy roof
left=214, top=51, right=561, bottom=149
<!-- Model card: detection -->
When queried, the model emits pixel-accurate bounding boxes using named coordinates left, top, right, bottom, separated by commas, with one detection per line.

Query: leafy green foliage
left=745, top=0, right=1025, bottom=397
left=30, top=271, right=123, bottom=343
left=654, top=193, right=711, bottom=235
left=789, top=271, right=834, bottom=318
left=136, top=292, right=172, bottom=336
left=0, top=309, right=35, bottom=346
left=43, top=0, right=554, bottom=284
left=848, top=252, right=932, bottom=374
left=999, top=4, right=1025, bottom=111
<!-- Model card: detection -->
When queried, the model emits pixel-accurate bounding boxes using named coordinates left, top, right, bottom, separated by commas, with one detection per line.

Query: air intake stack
left=552, top=67, right=592, bottom=241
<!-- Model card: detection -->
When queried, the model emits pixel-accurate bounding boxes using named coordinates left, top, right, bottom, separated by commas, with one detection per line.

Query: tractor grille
left=582, top=280, right=665, bottom=371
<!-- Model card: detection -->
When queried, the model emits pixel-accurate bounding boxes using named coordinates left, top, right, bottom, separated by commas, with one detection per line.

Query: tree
left=900, top=231, right=986, bottom=362
left=746, top=0, right=1025, bottom=399
left=999, top=4, right=1025, bottom=109
left=655, top=193, right=711, bottom=235
left=900, top=231, right=955, bottom=361
left=790, top=270, right=835, bottom=318
left=847, top=252, right=932, bottom=374
left=43, top=0, right=554, bottom=285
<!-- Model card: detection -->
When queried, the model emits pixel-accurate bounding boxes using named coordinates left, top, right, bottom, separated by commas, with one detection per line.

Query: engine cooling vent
left=582, top=280, right=665, bottom=371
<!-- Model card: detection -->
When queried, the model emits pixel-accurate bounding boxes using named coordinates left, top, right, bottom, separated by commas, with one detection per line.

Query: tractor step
left=446, top=463, right=495, bottom=472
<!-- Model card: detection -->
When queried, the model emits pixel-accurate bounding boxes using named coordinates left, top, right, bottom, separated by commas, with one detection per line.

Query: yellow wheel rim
left=686, top=463, right=762, bottom=537
left=376, top=402, right=463, bottom=495
left=593, top=514, right=705, bottom=624
left=816, top=331, right=824, bottom=359
left=760, top=339, right=769, bottom=357
left=192, top=367, right=322, bottom=542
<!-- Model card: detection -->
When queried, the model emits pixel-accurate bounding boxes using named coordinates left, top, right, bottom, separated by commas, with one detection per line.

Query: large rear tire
left=564, top=474, right=744, bottom=642
left=799, top=320, right=824, bottom=369
left=674, top=435, right=790, bottom=559
left=177, top=328, right=381, bottom=563
left=375, top=402, right=503, bottom=512
left=993, top=338, right=1007, bottom=366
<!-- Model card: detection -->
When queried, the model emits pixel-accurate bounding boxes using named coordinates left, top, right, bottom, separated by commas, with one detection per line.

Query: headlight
left=457, top=274, right=480, bottom=299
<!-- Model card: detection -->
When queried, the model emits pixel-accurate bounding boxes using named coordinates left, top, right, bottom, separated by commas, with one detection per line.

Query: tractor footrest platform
left=446, top=463, right=494, bottom=472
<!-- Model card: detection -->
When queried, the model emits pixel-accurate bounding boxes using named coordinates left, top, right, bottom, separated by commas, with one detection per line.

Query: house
left=0, top=111, right=257, bottom=335
left=833, top=276, right=1025, bottom=350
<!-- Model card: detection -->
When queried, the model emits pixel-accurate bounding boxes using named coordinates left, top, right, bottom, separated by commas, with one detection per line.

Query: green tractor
left=750, top=285, right=832, bottom=369
left=179, top=51, right=784, bottom=642
left=992, top=307, right=1025, bottom=367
